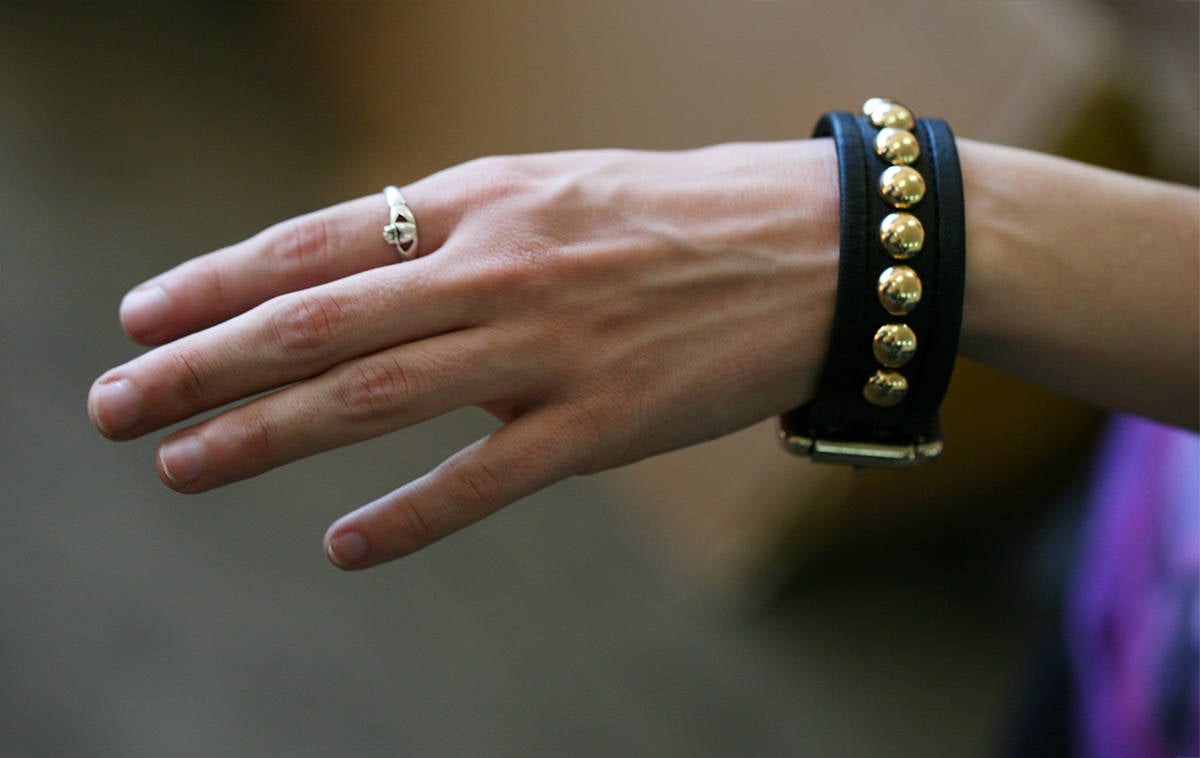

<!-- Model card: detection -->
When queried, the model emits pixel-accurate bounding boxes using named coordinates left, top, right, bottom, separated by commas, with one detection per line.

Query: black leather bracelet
left=780, top=99, right=965, bottom=467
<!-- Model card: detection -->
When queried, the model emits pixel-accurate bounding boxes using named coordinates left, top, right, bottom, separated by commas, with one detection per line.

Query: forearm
left=956, top=139, right=1200, bottom=429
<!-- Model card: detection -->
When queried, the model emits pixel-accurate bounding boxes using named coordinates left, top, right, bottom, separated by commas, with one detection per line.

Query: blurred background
left=1, top=2, right=1195, bottom=756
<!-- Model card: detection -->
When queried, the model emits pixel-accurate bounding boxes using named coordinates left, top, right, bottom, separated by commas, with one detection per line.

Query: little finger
left=323, top=407, right=588, bottom=569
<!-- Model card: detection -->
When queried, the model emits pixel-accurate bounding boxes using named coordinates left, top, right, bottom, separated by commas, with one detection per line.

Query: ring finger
left=154, top=326, right=523, bottom=492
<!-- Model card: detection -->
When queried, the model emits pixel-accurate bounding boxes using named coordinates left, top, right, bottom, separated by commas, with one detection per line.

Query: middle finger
left=154, top=326, right=521, bottom=492
left=89, top=259, right=471, bottom=440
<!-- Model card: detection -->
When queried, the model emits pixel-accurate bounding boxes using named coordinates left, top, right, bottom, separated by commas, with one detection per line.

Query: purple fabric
left=1068, top=415, right=1199, bottom=758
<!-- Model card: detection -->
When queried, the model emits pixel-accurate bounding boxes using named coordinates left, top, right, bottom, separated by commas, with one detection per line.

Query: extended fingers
left=90, top=261, right=467, bottom=440
left=121, top=196, right=392, bottom=345
left=117, top=156, right=545, bottom=346
left=322, top=408, right=588, bottom=570
left=152, top=327, right=518, bottom=492
left=120, top=183, right=466, bottom=346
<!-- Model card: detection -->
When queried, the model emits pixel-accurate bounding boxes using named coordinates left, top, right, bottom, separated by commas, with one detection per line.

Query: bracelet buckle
left=777, top=414, right=945, bottom=469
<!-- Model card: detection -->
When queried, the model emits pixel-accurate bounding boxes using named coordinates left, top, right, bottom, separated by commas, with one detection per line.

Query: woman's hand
left=87, top=141, right=839, bottom=569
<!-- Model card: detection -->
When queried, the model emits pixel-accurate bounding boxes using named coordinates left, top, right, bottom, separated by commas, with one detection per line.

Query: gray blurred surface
left=0, top=6, right=1024, bottom=757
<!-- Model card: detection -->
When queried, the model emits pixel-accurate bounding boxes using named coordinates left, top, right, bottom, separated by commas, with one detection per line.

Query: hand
left=87, top=141, right=839, bottom=569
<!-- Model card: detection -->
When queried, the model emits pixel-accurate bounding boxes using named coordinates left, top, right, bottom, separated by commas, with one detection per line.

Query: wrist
left=666, top=139, right=841, bottom=412
left=956, top=138, right=1037, bottom=366
left=780, top=101, right=967, bottom=466
left=956, top=139, right=1200, bottom=426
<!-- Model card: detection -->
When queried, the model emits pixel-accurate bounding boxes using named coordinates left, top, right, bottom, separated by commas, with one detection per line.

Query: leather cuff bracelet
left=780, top=98, right=965, bottom=468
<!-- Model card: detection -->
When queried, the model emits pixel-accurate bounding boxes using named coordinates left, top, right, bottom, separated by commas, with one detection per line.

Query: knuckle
left=384, top=498, right=437, bottom=554
left=268, top=292, right=346, bottom=358
left=458, top=155, right=532, bottom=206
left=166, top=344, right=210, bottom=404
left=463, top=154, right=517, bottom=184
left=562, top=395, right=631, bottom=475
left=450, top=258, right=525, bottom=301
left=189, top=256, right=229, bottom=308
left=333, top=358, right=414, bottom=421
left=267, top=213, right=331, bottom=272
left=235, top=405, right=276, bottom=461
left=449, top=455, right=504, bottom=510
left=445, top=234, right=554, bottom=306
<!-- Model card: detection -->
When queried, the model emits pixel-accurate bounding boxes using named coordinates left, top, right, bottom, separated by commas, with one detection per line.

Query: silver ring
left=382, top=185, right=418, bottom=260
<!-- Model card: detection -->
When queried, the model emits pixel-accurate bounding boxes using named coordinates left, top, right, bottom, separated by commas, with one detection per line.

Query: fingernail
left=90, top=378, right=142, bottom=436
left=327, top=531, right=368, bottom=568
left=159, top=435, right=208, bottom=488
left=120, top=285, right=170, bottom=337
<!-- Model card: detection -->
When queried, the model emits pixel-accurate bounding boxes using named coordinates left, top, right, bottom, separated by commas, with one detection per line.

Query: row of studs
left=861, top=97, right=926, bottom=408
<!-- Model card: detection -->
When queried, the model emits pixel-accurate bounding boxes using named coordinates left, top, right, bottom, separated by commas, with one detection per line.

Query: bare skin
left=87, top=138, right=1199, bottom=570
left=958, top=140, right=1199, bottom=427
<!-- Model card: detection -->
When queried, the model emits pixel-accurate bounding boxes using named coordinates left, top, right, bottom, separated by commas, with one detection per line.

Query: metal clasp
left=777, top=415, right=944, bottom=469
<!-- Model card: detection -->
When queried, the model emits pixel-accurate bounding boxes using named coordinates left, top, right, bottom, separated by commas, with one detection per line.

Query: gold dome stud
left=863, top=370, right=909, bottom=407
left=874, top=128, right=920, bottom=165
left=879, top=212, right=924, bottom=259
left=877, top=265, right=922, bottom=315
left=879, top=165, right=926, bottom=208
left=873, top=323, right=918, bottom=367
left=868, top=101, right=915, bottom=130
left=861, top=97, right=895, bottom=117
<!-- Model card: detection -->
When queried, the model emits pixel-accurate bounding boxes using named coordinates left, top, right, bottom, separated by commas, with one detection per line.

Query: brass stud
left=863, top=370, right=908, bottom=407
left=861, top=97, right=894, bottom=117
left=878, top=212, right=924, bottom=259
left=873, top=323, right=918, bottom=367
left=868, top=101, right=915, bottom=130
left=877, top=265, right=922, bottom=315
left=879, top=165, right=926, bottom=208
left=874, top=128, right=920, bottom=165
